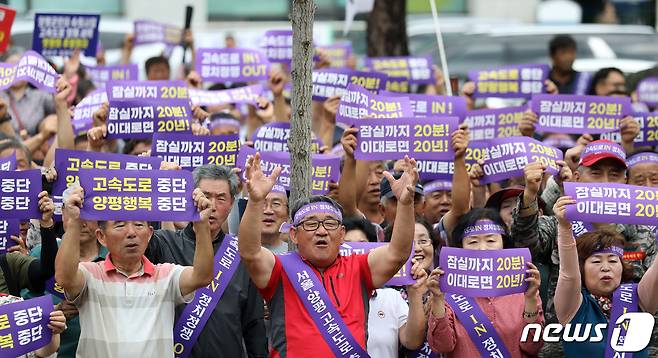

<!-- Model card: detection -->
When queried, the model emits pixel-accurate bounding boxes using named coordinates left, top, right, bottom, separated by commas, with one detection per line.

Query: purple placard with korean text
left=196, top=48, right=270, bottom=82
left=261, top=30, right=292, bottom=63
left=340, top=242, right=414, bottom=286
left=312, top=68, right=388, bottom=101
left=637, top=77, right=658, bottom=107
left=336, top=83, right=413, bottom=126
left=469, top=64, right=550, bottom=99
left=383, top=91, right=467, bottom=119
left=87, top=64, right=139, bottom=89
left=79, top=169, right=199, bottom=222
left=133, top=20, right=181, bottom=46
left=532, top=94, right=631, bottom=134
left=0, top=219, right=18, bottom=254
left=53, top=149, right=162, bottom=217
left=414, top=141, right=487, bottom=181
left=189, top=84, right=263, bottom=107
left=365, top=56, right=434, bottom=84
left=317, top=43, right=352, bottom=68
left=0, top=151, right=16, bottom=171
left=236, top=147, right=340, bottom=195
left=0, top=51, right=58, bottom=93
left=479, top=136, right=563, bottom=184
left=72, top=88, right=107, bottom=135
left=0, top=295, right=54, bottom=357
left=32, top=13, right=100, bottom=57
left=151, top=133, right=240, bottom=170
left=439, top=247, right=531, bottom=297
left=355, top=116, right=458, bottom=161
left=251, top=122, right=321, bottom=153
left=383, top=76, right=410, bottom=93
left=107, top=80, right=192, bottom=139
left=463, top=106, right=525, bottom=142
left=564, top=182, right=658, bottom=226
left=0, top=169, right=41, bottom=220
left=600, top=112, right=658, bottom=146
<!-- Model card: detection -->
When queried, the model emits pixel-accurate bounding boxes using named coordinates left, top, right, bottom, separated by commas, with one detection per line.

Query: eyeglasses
left=414, top=238, right=433, bottom=247
left=297, top=219, right=341, bottom=232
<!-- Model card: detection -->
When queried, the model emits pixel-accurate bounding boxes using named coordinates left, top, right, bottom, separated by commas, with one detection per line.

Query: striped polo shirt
left=68, top=254, right=193, bottom=358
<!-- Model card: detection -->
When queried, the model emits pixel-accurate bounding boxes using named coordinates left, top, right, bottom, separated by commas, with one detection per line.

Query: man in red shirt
left=238, top=153, right=418, bottom=357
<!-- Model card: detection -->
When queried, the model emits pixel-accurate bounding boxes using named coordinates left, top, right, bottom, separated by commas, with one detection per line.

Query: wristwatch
left=520, top=194, right=538, bottom=212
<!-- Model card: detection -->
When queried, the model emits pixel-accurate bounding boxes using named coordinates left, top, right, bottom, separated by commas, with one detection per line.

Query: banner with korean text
left=196, top=48, right=270, bottom=83
left=365, top=56, right=433, bottom=84
left=0, top=51, right=58, bottom=93
left=336, top=84, right=413, bottom=126
left=469, top=64, right=549, bottom=99
left=0, top=295, right=54, bottom=357
left=312, top=69, right=387, bottom=101
left=251, top=122, right=321, bottom=153
left=87, top=64, right=138, bottom=89
left=189, top=84, right=263, bottom=107
left=33, top=13, right=100, bottom=57
left=532, top=94, right=631, bottom=134
left=439, top=247, right=531, bottom=297
left=464, top=106, right=525, bottom=142
left=151, top=133, right=240, bottom=170
left=0, top=169, right=41, bottom=219
left=134, top=20, right=181, bottom=46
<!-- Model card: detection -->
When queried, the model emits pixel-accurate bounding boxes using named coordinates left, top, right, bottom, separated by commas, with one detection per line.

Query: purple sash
left=172, top=235, right=240, bottom=358
left=278, top=252, right=370, bottom=357
left=408, top=341, right=437, bottom=358
left=445, top=294, right=512, bottom=358
left=605, top=283, right=639, bottom=358
left=45, top=277, right=65, bottom=300
left=572, top=221, right=594, bottom=238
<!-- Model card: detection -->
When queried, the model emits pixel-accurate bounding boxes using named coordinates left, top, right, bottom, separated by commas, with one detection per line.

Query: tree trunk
left=366, top=0, right=409, bottom=57
left=288, top=0, right=315, bottom=251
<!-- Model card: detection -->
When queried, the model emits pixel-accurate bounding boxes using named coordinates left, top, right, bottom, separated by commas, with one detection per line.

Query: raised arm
left=399, top=263, right=429, bottom=350
left=368, top=156, right=417, bottom=288
left=552, top=196, right=583, bottom=324
left=337, top=127, right=360, bottom=217
left=178, top=188, right=215, bottom=296
left=54, top=186, right=86, bottom=300
left=238, top=152, right=281, bottom=289
left=639, top=235, right=658, bottom=314
left=620, top=116, right=640, bottom=156
left=440, top=124, right=471, bottom=237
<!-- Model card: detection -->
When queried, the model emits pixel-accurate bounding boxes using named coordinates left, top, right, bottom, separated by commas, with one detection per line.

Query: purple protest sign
left=336, top=83, right=413, bottom=126
left=79, top=169, right=199, bottom=222
left=479, top=136, right=563, bottom=184
left=0, top=51, right=58, bottom=93
left=317, top=43, right=352, bottom=68
left=0, top=151, right=16, bottom=171
left=415, top=143, right=486, bottom=181
left=196, top=48, right=270, bottom=83
left=543, top=135, right=576, bottom=150
left=340, top=242, right=414, bottom=286
left=107, top=80, right=192, bottom=139
left=600, top=112, right=658, bottom=146
left=72, top=88, right=106, bottom=135
left=0, top=295, right=54, bottom=357
left=53, top=149, right=162, bottom=217
left=463, top=106, right=525, bottom=142
left=439, top=247, right=531, bottom=297
left=564, top=182, right=658, bottom=226
left=251, top=122, right=321, bottom=153
left=261, top=30, right=292, bottom=63
left=0, top=219, right=18, bottom=254
left=312, top=68, right=388, bottom=101
left=189, top=84, right=263, bottom=107
left=87, top=64, right=139, bottom=89
left=470, top=64, right=550, bottom=99
left=383, top=76, right=410, bottom=93
left=383, top=92, right=467, bottom=119
left=532, top=94, right=631, bottom=134
left=637, top=77, right=658, bottom=107
left=236, top=147, right=340, bottom=195
left=151, top=133, right=240, bottom=170
left=133, top=20, right=181, bottom=46
left=355, top=116, right=458, bottom=161
left=32, top=13, right=100, bottom=57
left=365, top=56, right=434, bottom=84
left=0, top=169, right=41, bottom=219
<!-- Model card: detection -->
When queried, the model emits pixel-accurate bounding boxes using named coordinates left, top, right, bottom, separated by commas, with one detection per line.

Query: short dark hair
left=0, top=137, right=31, bottom=164
left=586, top=67, right=624, bottom=95
left=290, top=195, right=344, bottom=222
left=576, top=230, right=635, bottom=285
left=549, top=35, right=577, bottom=56
left=451, top=208, right=512, bottom=248
left=343, top=217, right=378, bottom=242
left=384, top=215, right=441, bottom=251
left=123, top=139, right=152, bottom=155
left=145, top=56, right=170, bottom=74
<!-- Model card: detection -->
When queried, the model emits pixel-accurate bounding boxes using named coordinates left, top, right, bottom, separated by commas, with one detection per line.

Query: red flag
left=0, top=6, right=16, bottom=53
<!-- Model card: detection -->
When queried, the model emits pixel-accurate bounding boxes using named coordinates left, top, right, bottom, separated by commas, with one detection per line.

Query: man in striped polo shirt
left=54, top=186, right=215, bottom=358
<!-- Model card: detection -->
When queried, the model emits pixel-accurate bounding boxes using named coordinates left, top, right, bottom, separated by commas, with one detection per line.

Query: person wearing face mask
left=511, top=140, right=657, bottom=357
left=426, top=209, right=543, bottom=357
left=553, top=197, right=658, bottom=357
